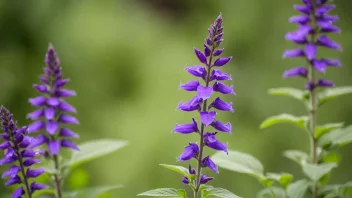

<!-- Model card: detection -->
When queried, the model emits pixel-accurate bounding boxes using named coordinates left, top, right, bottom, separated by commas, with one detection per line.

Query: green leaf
left=203, top=188, right=241, bottom=198
left=63, top=184, right=123, bottom=198
left=260, top=114, right=308, bottom=130
left=302, top=163, right=337, bottom=181
left=138, top=188, right=184, bottom=197
left=282, top=150, right=309, bottom=166
left=160, top=164, right=190, bottom=178
left=212, top=150, right=264, bottom=180
left=318, top=125, right=352, bottom=149
left=256, top=187, right=286, bottom=198
left=177, top=189, right=188, bottom=198
left=268, top=87, right=307, bottom=101
left=322, top=152, right=341, bottom=164
left=315, top=123, right=344, bottom=139
left=286, top=179, right=311, bottom=198
left=67, top=139, right=128, bottom=167
left=318, top=86, right=352, bottom=106
left=266, top=172, right=293, bottom=188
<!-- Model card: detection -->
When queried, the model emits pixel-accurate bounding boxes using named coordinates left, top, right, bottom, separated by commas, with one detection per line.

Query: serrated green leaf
left=315, top=123, right=344, bottom=139
left=287, top=179, right=311, bottom=198
left=138, top=188, right=183, bottom=197
left=63, top=184, right=123, bottom=198
left=260, top=114, right=308, bottom=129
left=266, top=172, right=293, bottom=188
left=212, top=150, right=264, bottom=180
left=160, top=164, right=190, bottom=178
left=282, top=150, right=309, bottom=166
left=268, top=87, right=307, bottom=101
left=256, top=187, right=286, bottom=198
left=318, top=125, right=352, bottom=149
left=203, top=188, right=241, bottom=198
left=67, top=139, right=128, bottom=167
left=302, top=163, right=337, bottom=181
left=318, top=86, right=352, bottom=106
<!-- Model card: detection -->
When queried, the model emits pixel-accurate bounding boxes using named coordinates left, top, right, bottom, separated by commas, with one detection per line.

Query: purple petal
left=210, top=69, right=232, bottom=81
left=178, top=143, right=199, bottom=161
left=33, top=84, right=48, bottom=93
left=4, top=175, right=21, bottom=186
left=213, top=57, right=232, bottom=67
left=29, top=96, right=46, bottom=106
left=197, top=85, right=213, bottom=100
left=0, top=141, right=10, bottom=150
left=48, top=140, right=61, bottom=155
left=283, top=48, right=305, bottom=58
left=45, top=45, right=60, bottom=67
left=200, top=174, right=214, bottom=184
left=194, top=48, right=207, bottom=64
left=317, top=79, right=334, bottom=87
left=12, top=187, right=25, bottom=198
left=19, top=136, right=33, bottom=149
left=28, top=121, right=45, bottom=133
left=305, top=81, right=315, bottom=91
left=283, top=67, right=308, bottom=78
left=316, top=4, right=336, bottom=16
left=31, top=182, right=50, bottom=192
left=2, top=165, right=21, bottom=178
left=312, top=59, right=327, bottom=73
left=305, top=43, right=317, bottom=60
left=317, top=35, right=342, bottom=50
left=204, top=132, right=228, bottom=153
left=26, top=109, right=44, bottom=120
left=181, top=177, right=189, bottom=184
left=47, top=97, right=61, bottom=107
left=321, top=59, right=341, bottom=67
left=55, top=79, right=70, bottom=88
left=185, top=65, right=207, bottom=79
left=58, top=114, right=79, bottom=124
left=208, top=97, right=233, bottom=112
left=26, top=168, right=45, bottom=178
left=59, top=128, right=79, bottom=138
left=56, top=89, right=76, bottom=97
left=173, top=118, right=199, bottom=134
left=39, top=76, right=49, bottom=84
left=213, top=49, right=224, bottom=56
left=29, top=134, right=48, bottom=148
left=289, top=15, right=310, bottom=25
left=204, top=44, right=211, bottom=57
left=21, top=150, right=36, bottom=157
left=23, top=158, right=41, bottom=166
left=320, top=24, right=341, bottom=33
left=44, top=107, right=56, bottom=120
left=59, top=101, right=77, bottom=113
left=210, top=120, right=232, bottom=133
left=202, top=156, right=219, bottom=173
left=46, top=121, right=59, bottom=135
left=61, top=139, right=80, bottom=151
left=188, top=165, right=196, bottom=174
left=177, top=96, right=202, bottom=112
left=213, top=82, right=235, bottom=95
left=293, top=5, right=311, bottom=15
left=200, top=111, right=216, bottom=126
left=178, top=80, right=200, bottom=91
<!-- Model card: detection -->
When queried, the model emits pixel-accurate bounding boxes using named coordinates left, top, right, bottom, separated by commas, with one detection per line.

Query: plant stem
left=10, top=134, right=32, bottom=198
left=194, top=46, right=215, bottom=198
left=53, top=154, right=62, bottom=198
left=308, top=0, right=318, bottom=197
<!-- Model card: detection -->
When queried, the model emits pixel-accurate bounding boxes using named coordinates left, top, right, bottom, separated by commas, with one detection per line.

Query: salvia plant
left=0, top=45, right=128, bottom=198
left=210, top=0, right=352, bottom=198
left=138, top=14, right=240, bottom=198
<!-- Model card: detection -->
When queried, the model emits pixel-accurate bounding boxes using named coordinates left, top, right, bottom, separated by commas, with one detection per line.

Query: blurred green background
left=0, top=0, right=351, bottom=197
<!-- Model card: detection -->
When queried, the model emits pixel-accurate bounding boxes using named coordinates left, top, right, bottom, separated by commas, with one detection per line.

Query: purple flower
left=174, top=14, right=234, bottom=187
left=27, top=44, right=79, bottom=154
left=284, top=0, right=341, bottom=91
left=0, top=106, right=48, bottom=197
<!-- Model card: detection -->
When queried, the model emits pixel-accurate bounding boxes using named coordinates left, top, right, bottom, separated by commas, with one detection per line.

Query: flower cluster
left=173, top=14, right=234, bottom=185
left=0, top=106, right=48, bottom=198
left=27, top=45, right=79, bottom=155
left=283, top=0, right=341, bottom=90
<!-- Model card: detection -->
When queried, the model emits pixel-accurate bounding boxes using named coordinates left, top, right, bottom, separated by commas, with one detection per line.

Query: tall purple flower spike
left=27, top=44, right=79, bottom=155
left=0, top=106, right=48, bottom=198
left=173, top=14, right=235, bottom=191
left=283, top=0, right=341, bottom=90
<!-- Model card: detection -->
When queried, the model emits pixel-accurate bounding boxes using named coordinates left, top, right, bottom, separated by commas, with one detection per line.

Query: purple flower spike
left=208, top=97, right=233, bottom=112
left=0, top=106, right=47, bottom=197
left=202, top=156, right=219, bottom=173
left=174, top=14, right=234, bottom=187
left=200, top=111, right=216, bottom=126
left=173, top=119, right=199, bottom=134
left=178, top=143, right=199, bottom=161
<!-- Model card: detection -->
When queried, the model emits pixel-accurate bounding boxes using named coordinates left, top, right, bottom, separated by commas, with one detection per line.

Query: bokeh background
left=0, top=0, right=351, bottom=197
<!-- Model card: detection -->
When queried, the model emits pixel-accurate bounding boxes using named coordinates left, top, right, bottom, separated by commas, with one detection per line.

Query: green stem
left=53, top=154, right=62, bottom=198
